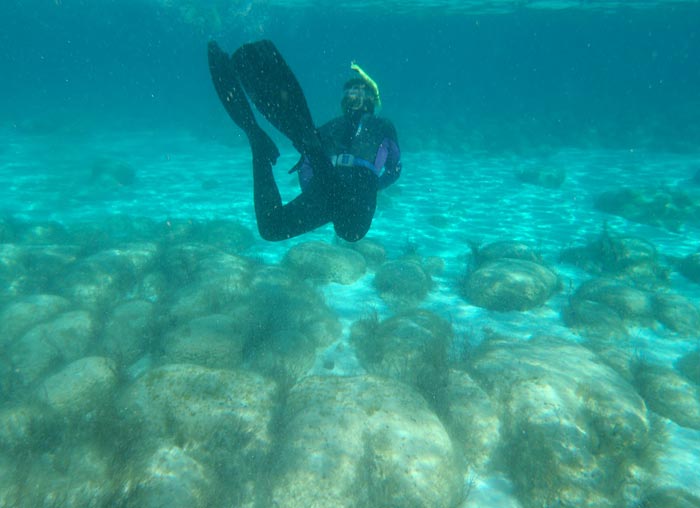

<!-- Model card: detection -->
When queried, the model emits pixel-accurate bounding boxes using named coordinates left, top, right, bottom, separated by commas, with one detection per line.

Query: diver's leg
left=208, top=41, right=279, bottom=163
left=231, top=40, right=333, bottom=177
left=209, top=40, right=334, bottom=241
left=331, top=168, right=378, bottom=242
left=252, top=158, right=335, bottom=241
left=231, top=40, right=318, bottom=153
left=208, top=41, right=256, bottom=133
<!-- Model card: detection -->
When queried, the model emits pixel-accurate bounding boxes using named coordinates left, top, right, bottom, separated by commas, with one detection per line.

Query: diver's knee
left=257, top=225, right=284, bottom=242
left=257, top=221, right=293, bottom=242
left=334, top=225, right=369, bottom=243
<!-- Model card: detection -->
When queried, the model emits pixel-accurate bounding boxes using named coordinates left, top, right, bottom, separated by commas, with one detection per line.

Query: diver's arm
left=288, top=118, right=337, bottom=191
left=288, top=155, right=314, bottom=191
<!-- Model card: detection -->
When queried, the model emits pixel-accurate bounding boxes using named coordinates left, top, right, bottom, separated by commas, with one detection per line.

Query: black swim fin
left=208, top=41, right=257, bottom=134
left=208, top=41, right=279, bottom=164
left=231, top=40, right=323, bottom=158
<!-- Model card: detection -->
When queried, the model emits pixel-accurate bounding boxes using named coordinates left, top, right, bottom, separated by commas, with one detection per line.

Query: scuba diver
left=208, top=39, right=401, bottom=242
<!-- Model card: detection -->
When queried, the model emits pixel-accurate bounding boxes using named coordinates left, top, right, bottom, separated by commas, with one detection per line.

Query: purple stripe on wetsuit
left=374, top=139, right=390, bottom=171
left=298, top=157, right=314, bottom=191
left=377, top=138, right=401, bottom=190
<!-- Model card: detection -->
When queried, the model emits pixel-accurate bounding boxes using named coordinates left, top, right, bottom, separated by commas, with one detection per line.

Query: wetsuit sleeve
left=377, top=121, right=401, bottom=190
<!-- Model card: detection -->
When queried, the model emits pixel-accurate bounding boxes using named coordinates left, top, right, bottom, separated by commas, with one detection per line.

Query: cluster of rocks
left=560, top=228, right=670, bottom=288
left=595, top=186, right=700, bottom=232
left=560, top=230, right=700, bottom=341
left=349, top=309, right=501, bottom=474
left=282, top=238, right=441, bottom=311
left=0, top=217, right=467, bottom=507
left=564, top=277, right=700, bottom=340
left=467, top=335, right=657, bottom=508
left=349, top=307, right=679, bottom=508
left=454, top=238, right=700, bottom=500
left=1, top=216, right=698, bottom=507
left=558, top=232, right=700, bottom=429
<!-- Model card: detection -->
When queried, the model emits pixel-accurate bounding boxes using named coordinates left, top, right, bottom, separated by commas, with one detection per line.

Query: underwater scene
left=1, top=0, right=700, bottom=506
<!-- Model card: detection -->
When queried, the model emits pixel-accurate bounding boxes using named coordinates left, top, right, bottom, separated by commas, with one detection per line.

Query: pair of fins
left=208, top=40, right=324, bottom=166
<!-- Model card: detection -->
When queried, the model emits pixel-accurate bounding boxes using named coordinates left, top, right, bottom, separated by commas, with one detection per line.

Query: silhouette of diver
left=208, top=39, right=401, bottom=242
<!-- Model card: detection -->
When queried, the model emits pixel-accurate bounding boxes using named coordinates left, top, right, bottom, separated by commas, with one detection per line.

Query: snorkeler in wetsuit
left=208, top=40, right=401, bottom=242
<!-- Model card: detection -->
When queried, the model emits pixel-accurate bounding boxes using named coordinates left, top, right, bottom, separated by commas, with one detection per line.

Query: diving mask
left=342, top=85, right=369, bottom=113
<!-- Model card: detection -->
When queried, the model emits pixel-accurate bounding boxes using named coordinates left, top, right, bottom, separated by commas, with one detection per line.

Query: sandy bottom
left=2, top=126, right=699, bottom=502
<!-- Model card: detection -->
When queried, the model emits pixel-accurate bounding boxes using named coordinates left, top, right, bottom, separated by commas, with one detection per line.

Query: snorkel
left=341, top=62, right=381, bottom=117
left=350, top=61, right=381, bottom=109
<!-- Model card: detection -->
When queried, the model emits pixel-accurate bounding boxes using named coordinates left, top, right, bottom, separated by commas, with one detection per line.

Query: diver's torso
left=319, top=114, right=396, bottom=164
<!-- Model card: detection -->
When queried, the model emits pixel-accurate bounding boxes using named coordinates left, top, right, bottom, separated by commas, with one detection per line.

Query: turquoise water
left=1, top=1, right=700, bottom=507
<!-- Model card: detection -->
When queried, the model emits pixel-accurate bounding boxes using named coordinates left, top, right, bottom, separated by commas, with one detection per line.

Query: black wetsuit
left=253, top=111, right=401, bottom=242
left=207, top=39, right=401, bottom=242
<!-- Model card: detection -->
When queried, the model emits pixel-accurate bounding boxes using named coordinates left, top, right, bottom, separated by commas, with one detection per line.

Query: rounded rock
left=344, top=237, right=387, bottom=268
left=124, top=446, right=212, bottom=508
left=284, top=241, right=367, bottom=285
left=166, top=251, right=253, bottom=323
left=641, top=487, right=700, bottom=508
left=470, top=335, right=651, bottom=508
left=445, top=369, right=501, bottom=470
left=120, top=363, right=277, bottom=477
left=60, top=249, right=143, bottom=309
left=515, top=166, right=566, bottom=188
left=195, top=220, right=255, bottom=253
left=161, top=243, right=220, bottom=286
left=634, top=363, right=700, bottom=430
left=0, top=244, right=27, bottom=301
left=10, top=310, right=96, bottom=387
left=271, top=375, right=464, bottom=508
left=574, top=278, right=655, bottom=324
left=351, top=309, right=451, bottom=410
left=17, top=221, right=69, bottom=245
left=473, top=240, right=542, bottom=266
left=374, top=259, right=432, bottom=309
left=653, top=293, right=700, bottom=336
left=22, top=441, right=117, bottom=508
left=0, top=294, right=72, bottom=347
left=0, top=404, right=54, bottom=453
left=464, top=258, right=558, bottom=311
left=230, top=265, right=341, bottom=381
left=101, top=300, right=155, bottom=365
left=38, top=356, right=118, bottom=419
left=562, top=298, right=629, bottom=340
left=162, top=314, right=244, bottom=369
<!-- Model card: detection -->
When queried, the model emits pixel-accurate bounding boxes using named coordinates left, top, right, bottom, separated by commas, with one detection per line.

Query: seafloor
left=1, top=125, right=699, bottom=507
